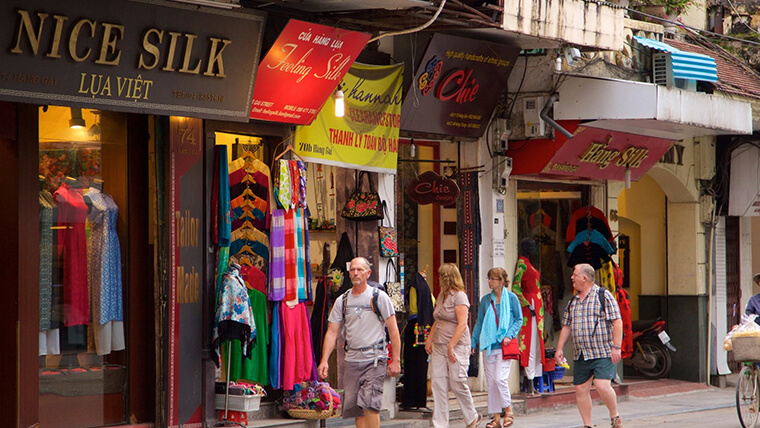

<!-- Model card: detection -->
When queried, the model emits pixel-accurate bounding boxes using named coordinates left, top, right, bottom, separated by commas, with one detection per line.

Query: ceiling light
left=69, top=107, right=85, bottom=129
left=625, top=164, right=631, bottom=189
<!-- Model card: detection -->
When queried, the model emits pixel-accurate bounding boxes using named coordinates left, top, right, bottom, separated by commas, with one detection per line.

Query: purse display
left=341, top=171, right=384, bottom=221
left=384, top=259, right=405, bottom=312
left=491, top=297, right=520, bottom=360
left=378, top=201, right=398, bottom=257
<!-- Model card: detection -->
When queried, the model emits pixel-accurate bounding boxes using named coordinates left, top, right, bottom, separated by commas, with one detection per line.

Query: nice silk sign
left=0, top=0, right=265, bottom=122
left=250, top=19, right=370, bottom=125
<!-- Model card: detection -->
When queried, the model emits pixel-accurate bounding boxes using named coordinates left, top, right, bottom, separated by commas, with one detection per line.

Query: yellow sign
left=295, top=62, right=403, bottom=173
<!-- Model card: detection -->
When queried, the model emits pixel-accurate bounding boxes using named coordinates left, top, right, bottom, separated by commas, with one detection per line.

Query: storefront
left=0, top=0, right=265, bottom=426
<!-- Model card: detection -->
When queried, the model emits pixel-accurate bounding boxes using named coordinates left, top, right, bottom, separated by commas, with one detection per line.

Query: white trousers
left=484, top=349, right=513, bottom=414
left=430, top=343, right=478, bottom=428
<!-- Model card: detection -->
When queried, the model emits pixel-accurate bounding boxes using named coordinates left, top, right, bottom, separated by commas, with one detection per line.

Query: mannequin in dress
left=512, top=238, right=545, bottom=395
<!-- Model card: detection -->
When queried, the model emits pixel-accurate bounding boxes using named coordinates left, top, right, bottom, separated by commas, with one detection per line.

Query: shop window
left=38, top=106, right=128, bottom=427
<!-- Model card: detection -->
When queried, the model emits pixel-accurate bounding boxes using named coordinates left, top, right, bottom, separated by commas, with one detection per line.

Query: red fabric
left=54, top=183, right=90, bottom=326
left=288, top=160, right=300, bottom=209
left=514, top=256, right=545, bottom=369
left=565, top=206, right=613, bottom=243
left=616, top=287, right=633, bottom=359
left=284, top=209, right=297, bottom=301
left=280, top=302, right=314, bottom=390
left=240, top=265, right=267, bottom=295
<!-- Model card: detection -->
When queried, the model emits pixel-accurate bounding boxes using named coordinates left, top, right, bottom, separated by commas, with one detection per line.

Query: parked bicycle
left=737, top=362, right=760, bottom=428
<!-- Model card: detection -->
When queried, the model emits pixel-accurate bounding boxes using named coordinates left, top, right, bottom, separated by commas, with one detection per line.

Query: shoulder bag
left=491, top=296, right=519, bottom=360
left=341, top=171, right=383, bottom=221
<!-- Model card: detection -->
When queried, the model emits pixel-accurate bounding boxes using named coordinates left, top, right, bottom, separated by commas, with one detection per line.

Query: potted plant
left=634, top=0, right=691, bottom=19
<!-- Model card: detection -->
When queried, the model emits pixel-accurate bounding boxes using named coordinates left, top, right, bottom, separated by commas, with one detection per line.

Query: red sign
left=541, top=124, right=673, bottom=181
left=250, top=19, right=370, bottom=125
left=406, top=171, right=460, bottom=205
left=400, top=33, right=519, bottom=138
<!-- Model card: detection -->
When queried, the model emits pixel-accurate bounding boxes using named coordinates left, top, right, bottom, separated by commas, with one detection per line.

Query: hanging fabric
left=212, top=263, right=256, bottom=365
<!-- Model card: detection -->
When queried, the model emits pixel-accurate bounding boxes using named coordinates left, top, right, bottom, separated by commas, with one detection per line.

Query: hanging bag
left=384, top=259, right=405, bottom=312
left=491, top=296, right=519, bottom=360
left=378, top=201, right=398, bottom=257
left=341, top=171, right=384, bottom=221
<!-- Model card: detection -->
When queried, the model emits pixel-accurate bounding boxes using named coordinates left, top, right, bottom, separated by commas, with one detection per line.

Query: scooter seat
left=631, top=318, right=661, bottom=332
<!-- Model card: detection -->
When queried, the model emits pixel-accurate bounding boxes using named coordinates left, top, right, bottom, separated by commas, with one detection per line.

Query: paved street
left=446, top=384, right=737, bottom=428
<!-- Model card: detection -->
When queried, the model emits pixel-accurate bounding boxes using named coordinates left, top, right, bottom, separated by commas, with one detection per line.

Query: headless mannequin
left=515, top=238, right=543, bottom=395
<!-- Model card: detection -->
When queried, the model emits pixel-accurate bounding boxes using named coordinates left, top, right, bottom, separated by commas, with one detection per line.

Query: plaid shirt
left=563, top=285, right=622, bottom=360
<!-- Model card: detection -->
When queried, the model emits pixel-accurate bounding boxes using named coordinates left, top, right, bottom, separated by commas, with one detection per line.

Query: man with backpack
left=318, top=257, right=401, bottom=428
left=555, top=263, right=624, bottom=428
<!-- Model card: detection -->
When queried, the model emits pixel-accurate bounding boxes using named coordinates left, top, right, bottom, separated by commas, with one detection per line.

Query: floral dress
left=512, top=256, right=545, bottom=369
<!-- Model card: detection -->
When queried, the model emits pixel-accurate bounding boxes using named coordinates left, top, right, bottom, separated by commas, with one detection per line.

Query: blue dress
left=85, top=188, right=124, bottom=325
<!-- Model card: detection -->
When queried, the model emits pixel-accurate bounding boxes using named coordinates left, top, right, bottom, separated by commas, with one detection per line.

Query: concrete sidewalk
left=445, top=380, right=736, bottom=428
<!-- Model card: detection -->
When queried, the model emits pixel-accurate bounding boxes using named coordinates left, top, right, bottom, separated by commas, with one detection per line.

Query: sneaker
left=611, top=415, right=623, bottom=428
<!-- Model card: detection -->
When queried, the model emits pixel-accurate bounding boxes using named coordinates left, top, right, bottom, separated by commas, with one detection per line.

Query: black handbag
left=341, top=171, right=384, bottom=221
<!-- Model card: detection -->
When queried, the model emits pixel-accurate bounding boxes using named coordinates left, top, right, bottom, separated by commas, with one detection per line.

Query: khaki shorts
left=342, top=359, right=387, bottom=418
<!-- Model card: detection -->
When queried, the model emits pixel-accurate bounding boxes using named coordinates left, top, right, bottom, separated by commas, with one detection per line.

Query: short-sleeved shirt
left=562, top=284, right=621, bottom=360
left=432, top=290, right=471, bottom=347
left=328, top=286, right=395, bottom=362
left=746, top=294, right=760, bottom=325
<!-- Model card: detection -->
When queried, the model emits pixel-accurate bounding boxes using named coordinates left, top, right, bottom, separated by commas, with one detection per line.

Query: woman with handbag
left=471, top=267, right=523, bottom=428
left=424, top=263, right=481, bottom=428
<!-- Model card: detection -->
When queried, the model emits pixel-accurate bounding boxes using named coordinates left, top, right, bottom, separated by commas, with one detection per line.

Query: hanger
left=241, top=188, right=255, bottom=198
left=237, top=243, right=256, bottom=257
left=273, top=142, right=303, bottom=162
left=239, top=255, right=253, bottom=267
left=241, top=173, right=256, bottom=184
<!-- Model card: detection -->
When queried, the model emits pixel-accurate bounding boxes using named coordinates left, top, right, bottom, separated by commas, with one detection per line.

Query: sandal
left=485, top=419, right=501, bottom=428
left=502, top=412, right=515, bottom=428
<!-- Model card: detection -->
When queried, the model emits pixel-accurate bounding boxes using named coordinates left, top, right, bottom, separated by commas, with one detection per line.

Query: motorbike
left=624, top=318, right=677, bottom=379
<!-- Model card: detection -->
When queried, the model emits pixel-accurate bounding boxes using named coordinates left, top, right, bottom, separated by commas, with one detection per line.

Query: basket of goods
left=726, top=315, right=760, bottom=362
left=214, top=381, right=266, bottom=412
left=283, top=381, right=341, bottom=420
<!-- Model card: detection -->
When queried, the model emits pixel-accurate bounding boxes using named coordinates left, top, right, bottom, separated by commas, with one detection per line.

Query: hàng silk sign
left=294, top=62, right=403, bottom=173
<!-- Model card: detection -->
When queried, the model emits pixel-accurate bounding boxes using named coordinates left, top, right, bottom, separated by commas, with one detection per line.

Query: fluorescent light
left=334, top=90, right=345, bottom=118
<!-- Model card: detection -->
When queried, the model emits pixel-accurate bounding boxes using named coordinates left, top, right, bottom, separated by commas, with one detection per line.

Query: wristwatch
left=612, top=344, right=621, bottom=350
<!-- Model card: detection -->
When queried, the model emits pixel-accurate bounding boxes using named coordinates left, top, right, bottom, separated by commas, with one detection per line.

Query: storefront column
left=667, top=201, right=708, bottom=382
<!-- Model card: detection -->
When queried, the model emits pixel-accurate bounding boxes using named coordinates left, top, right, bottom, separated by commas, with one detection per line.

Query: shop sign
left=0, top=0, right=264, bottom=122
left=542, top=126, right=673, bottom=181
left=400, top=33, right=519, bottom=138
left=169, top=117, right=204, bottom=427
left=294, top=62, right=403, bottom=173
left=250, top=19, right=370, bottom=125
left=406, top=171, right=459, bottom=205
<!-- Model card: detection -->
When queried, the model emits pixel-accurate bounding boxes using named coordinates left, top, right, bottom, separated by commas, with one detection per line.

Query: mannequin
left=512, top=238, right=545, bottom=395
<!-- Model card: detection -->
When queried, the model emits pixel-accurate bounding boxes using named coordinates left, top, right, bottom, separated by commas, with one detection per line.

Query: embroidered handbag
left=378, top=202, right=398, bottom=257
left=491, top=297, right=519, bottom=360
left=384, top=259, right=405, bottom=312
left=341, top=171, right=384, bottom=221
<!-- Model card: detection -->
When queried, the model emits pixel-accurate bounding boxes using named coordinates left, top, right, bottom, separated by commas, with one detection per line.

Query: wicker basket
left=215, top=393, right=262, bottom=412
left=733, top=336, right=760, bottom=362
left=286, top=398, right=337, bottom=420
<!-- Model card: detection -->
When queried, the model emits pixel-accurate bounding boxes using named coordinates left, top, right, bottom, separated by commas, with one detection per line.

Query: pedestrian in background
left=744, top=273, right=760, bottom=324
left=555, top=263, right=624, bottom=428
left=471, top=267, right=523, bottom=428
left=425, top=263, right=481, bottom=428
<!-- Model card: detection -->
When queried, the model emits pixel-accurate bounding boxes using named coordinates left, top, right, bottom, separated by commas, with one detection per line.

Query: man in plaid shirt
left=555, top=263, right=624, bottom=428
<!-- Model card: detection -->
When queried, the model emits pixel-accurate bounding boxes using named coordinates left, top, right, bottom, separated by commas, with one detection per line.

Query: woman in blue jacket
left=471, top=267, right=523, bottom=428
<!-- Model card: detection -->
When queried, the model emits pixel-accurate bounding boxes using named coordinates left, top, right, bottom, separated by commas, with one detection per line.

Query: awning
left=553, top=75, right=752, bottom=139
left=506, top=121, right=674, bottom=181
left=633, top=36, right=717, bottom=82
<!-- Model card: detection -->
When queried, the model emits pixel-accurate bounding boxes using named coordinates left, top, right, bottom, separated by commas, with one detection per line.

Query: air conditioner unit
left=652, top=53, right=696, bottom=91
left=523, top=96, right=545, bottom=138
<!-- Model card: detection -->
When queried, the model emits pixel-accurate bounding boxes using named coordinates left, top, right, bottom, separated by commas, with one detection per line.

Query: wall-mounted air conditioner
left=653, top=53, right=696, bottom=91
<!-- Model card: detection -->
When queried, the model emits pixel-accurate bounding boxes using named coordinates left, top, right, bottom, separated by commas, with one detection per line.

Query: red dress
left=512, top=256, right=545, bottom=369
left=54, top=183, right=90, bottom=326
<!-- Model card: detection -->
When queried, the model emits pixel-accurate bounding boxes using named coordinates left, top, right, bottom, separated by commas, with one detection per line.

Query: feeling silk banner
left=294, top=62, right=403, bottom=174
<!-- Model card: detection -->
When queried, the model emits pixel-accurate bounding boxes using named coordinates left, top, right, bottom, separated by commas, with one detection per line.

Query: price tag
left=658, top=330, right=671, bottom=344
